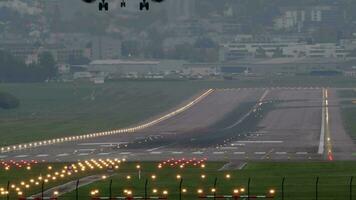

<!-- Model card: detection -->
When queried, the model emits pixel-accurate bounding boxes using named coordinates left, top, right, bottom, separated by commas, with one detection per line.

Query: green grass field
left=340, top=107, right=356, bottom=140
left=0, top=162, right=105, bottom=199
left=1, top=77, right=356, bottom=146
left=338, top=89, right=356, bottom=140
left=1, top=161, right=356, bottom=200
left=0, top=82, right=202, bottom=146
left=58, top=161, right=356, bottom=200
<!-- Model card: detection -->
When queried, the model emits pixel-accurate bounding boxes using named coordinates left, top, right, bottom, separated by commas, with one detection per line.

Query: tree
left=194, top=37, right=217, bottom=49
left=38, top=51, right=57, bottom=79
left=0, top=92, right=20, bottom=109
left=255, top=47, right=267, bottom=58
left=68, top=54, right=91, bottom=65
left=272, top=47, right=284, bottom=58
left=121, top=41, right=141, bottom=57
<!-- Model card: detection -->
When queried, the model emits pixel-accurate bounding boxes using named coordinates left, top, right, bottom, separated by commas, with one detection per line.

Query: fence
left=0, top=176, right=354, bottom=200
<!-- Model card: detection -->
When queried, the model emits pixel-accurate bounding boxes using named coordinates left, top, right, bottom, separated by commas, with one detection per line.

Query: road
left=0, top=87, right=354, bottom=162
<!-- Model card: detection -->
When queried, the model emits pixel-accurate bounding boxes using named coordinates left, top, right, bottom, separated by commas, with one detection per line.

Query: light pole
left=76, top=179, right=80, bottom=200
left=41, top=181, right=45, bottom=200
left=179, top=178, right=183, bottom=200
left=136, top=165, right=141, bottom=180
left=350, top=176, right=353, bottom=200
left=6, top=181, right=9, bottom=200
left=247, top=177, right=251, bottom=200
left=109, top=179, right=113, bottom=200
left=213, top=177, right=217, bottom=200
left=144, top=179, right=148, bottom=200
left=282, top=177, right=285, bottom=200
left=315, top=176, right=319, bottom=200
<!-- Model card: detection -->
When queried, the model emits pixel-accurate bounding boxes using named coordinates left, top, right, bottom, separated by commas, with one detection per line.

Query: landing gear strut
left=120, top=0, right=126, bottom=8
left=98, top=0, right=109, bottom=11
left=139, top=0, right=149, bottom=10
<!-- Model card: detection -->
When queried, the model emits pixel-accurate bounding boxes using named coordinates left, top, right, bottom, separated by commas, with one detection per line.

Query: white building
left=221, top=40, right=349, bottom=61
left=274, top=6, right=337, bottom=31
left=88, top=59, right=187, bottom=77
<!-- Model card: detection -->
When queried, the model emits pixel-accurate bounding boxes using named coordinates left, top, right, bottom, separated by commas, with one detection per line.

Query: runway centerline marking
left=233, top=152, right=245, bottom=155
left=77, top=153, right=89, bottom=156
left=56, top=153, right=69, bottom=157
left=77, top=149, right=96, bottom=151
left=172, top=152, right=183, bottom=154
left=296, top=152, right=308, bottom=155
left=119, top=152, right=131, bottom=155
left=147, top=146, right=165, bottom=152
left=97, top=152, right=111, bottom=156
left=36, top=154, right=49, bottom=157
left=15, top=155, right=28, bottom=158
left=318, top=88, right=326, bottom=154
left=78, top=142, right=127, bottom=146
left=150, top=152, right=162, bottom=154
left=255, top=152, right=266, bottom=155
left=234, top=141, right=283, bottom=144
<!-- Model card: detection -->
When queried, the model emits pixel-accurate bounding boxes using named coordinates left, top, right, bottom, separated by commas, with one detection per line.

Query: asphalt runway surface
left=1, top=87, right=355, bottom=162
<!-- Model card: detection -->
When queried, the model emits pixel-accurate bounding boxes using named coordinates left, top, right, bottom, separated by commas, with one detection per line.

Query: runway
left=1, top=87, right=354, bottom=162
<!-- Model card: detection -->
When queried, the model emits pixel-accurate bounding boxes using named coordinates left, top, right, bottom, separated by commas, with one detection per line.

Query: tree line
left=0, top=50, right=57, bottom=82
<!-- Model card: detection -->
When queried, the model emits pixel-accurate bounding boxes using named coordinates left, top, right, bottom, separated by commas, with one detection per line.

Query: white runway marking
left=231, top=143, right=245, bottom=146
left=255, top=152, right=266, bottom=155
left=150, top=152, right=162, bottom=154
left=192, top=151, right=204, bottom=154
left=233, top=152, right=246, bottom=155
left=77, top=153, right=89, bottom=156
left=213, top=152, right=224, bottom=155
left=172, top=152, right=183, bottom=154
left=147, top=146, right=165, bottom=152
left=220, top=147, right=238, bottom=150
left=275, top=152, right=287, bottom=155
left=120, top=152, right=131, bottom=155
left=235, top=141, right=283, bottom=144
left=78, top=142, right=127, bottom=146
left=0, top=155, right=7, bottom=158
left=36, top=154, right=49, bottom=157
left=15, top=155, right=28, bottom=158
left=56, top=153, right=69, bottom=157
left=296, top=152, right=308, bottom=155
left=77, top=149, right=96, bottom=151
left=97, top=153, right=111, bottom=156
left=318, top=88, right=326, bottom=154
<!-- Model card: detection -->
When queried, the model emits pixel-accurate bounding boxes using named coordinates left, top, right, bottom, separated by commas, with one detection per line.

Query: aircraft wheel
left=104, top=2, right=109, bottom=10
left=99, top=2, right=103, bottom=11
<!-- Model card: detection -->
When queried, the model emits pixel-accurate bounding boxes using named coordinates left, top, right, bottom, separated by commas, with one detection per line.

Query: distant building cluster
left=220, top=35, right=351, bottom=61
left=273, top=5, right=343, bottom=32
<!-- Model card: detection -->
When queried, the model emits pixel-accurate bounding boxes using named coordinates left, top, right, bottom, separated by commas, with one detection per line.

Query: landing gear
left=120, top=0, right=126, bottom=8
left=99, top=0, right=108, bottom=11
left=139, top=0, right=149, bottom=10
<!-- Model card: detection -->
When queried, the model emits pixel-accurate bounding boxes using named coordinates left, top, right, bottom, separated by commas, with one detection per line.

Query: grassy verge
left=1, top=76, right=355, bottom=146
left=340, top=106, right=356, bottom=140
left=0, top=82, right=201, bottom=146
left=338, top=89, right=356, bottom=98
left=57, top=161, right=356, bottom=200
left=0, top=162, right=105, bottom=199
